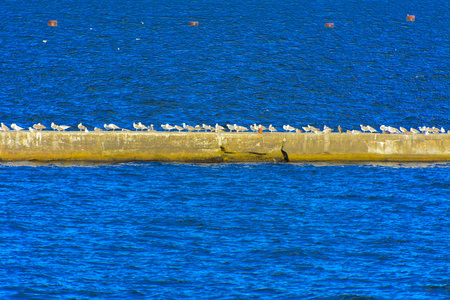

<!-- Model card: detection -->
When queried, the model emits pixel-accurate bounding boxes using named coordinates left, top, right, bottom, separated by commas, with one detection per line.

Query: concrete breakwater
left=1, top=131, right=450, bottom=163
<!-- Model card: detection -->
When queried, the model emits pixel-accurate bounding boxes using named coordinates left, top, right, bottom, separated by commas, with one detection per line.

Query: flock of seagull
left=0, top=122, right=448, bottom=135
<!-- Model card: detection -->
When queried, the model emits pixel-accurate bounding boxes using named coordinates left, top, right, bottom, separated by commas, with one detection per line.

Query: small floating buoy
left=407, top=15, right=415, bottom=22
left=47, top=20, right=58, bottom=26
left=189, top=21, right=199, bottom=26
left=258, top=128, right=262, bottom=134
left=325, top=23, right=334, bottom=28
left=43, top=40, right=47, bottom=43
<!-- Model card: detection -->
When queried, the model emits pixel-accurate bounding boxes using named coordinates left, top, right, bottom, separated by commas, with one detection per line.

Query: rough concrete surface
left=1, top=131, right=450, bottom=163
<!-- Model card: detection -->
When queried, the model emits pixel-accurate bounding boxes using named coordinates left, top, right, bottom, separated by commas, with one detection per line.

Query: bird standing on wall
left=268, top=124, right=277, bottom=133
left=183, top=123, right=194, bottom=132
left=215, top=124, right=225, bottom=132
left=33, top=123, right=46, bottom=131
left=367, top=126, right=377, bottom=133
left=57, top=125, right=71, bottom=131
left=78, top=123, right=87, bottom=131
left=11, top=124, right=24, bottom=131
left=410, top=128, right=419, bottom=134
left=174, top=125, right=184, bottom=132
left=258, top=125, right=268, bottom=131
left=104, top=124, right=120, bottom=131
left=338, top=125, right=342, bottom=133
left=138, top=122, right=148, bottom=130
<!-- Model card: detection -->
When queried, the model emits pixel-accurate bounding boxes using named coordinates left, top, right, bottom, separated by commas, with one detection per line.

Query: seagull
left=33, top=123, right=46, bottom=131
left=226, top=124, right=235, bottom=132
left=78, top=123, right=87, bottom=131
left=194, top=125, right=204, bottom=132
left=182, top=123, right=194, bottom=132
left=202, top=124, right=212, bottom=131
left=94, top=127, right=103, bottom=131
left=11, top=123, right=24, bottom=131
left=138, top=122, right=148, bottom=130
left=0, top=123, right=9, bottom=131
left=351, top=130, right=361, bottom=134
left=250, top=125, right=258, bottom=132
left=133, top=122, right=141, bottom=130
left=174, top=125, right=184, bottom=132
left=104, top=124, right=120, bottom=131
left=58, top=125, right=70, bottom=131
left=283, top=125, right=295, bottom=132
left=238, top=125, right=248, bottom=132
left=387, top=126, right=401, bottom=134
left=215, top=124, right=225, bottom=132
left=431, top=127, right=440, bottom=134
left=268, top=124, right=277, bottom=133
left=258, top=125, right=268, bottom=131
left=148, top=124, right=154, bottom=131
left=29, top=127, right=36, bottom=132
left=165, top=124, right=175, bottom=131
left=360, top=125, right=368, bottom=133
left=367, top=126, right=377, bottom=133
left=410, top=128, right=419, bottom=134
left=323, top=125, right=333, bottom=133
left=380, top=125, right=388, bottom=133
left=399, top=127, right=409, bottom=134
left=440, top=127, right=446, bottom=133
left=51, top=122, right=58, bottom=131
left=308, top=125, right=320, bottom=133
left=338, top=125, right=342, bottom=133
left=323, top=126, right=332, bottom=134
left=302, top=126, right=311, bottom=133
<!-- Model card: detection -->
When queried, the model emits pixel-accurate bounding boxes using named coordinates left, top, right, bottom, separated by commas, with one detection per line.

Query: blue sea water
left=0, top=0, right=449, bottom=299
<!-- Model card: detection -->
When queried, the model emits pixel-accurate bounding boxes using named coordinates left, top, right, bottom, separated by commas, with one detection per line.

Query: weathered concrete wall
left=1, top=131, right=450, bottom=162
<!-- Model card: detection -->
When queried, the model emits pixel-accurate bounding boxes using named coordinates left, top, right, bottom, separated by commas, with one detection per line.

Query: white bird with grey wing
left=11, top=123, right=24, bottom=131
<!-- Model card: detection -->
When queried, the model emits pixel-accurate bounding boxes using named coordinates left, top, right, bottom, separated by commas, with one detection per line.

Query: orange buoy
left=325, top=23, right=334, bottom=28
left=189, top=21, right=199, bottom=26
left=407, top=15, right=415, bottom=22
left=47, top=20, right=58, bottom=26
left=258, top=128, right=262, bottom=134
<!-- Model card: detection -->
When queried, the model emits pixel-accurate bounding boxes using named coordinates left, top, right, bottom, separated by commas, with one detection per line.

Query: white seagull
left=283, top=125, right=296, bottom=132
left=215, top=124, right=225, bottom=132
left=78, top=123, right=87, bottom=131
left=367, top=126, right=377, bottom=133
left=33, top=123, right=46, bottom=131
left=58, top=125, right=71, bottom=131
left=11, top=123, right=24, bottom=131
left=104, top=124, right=120, bottom=131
